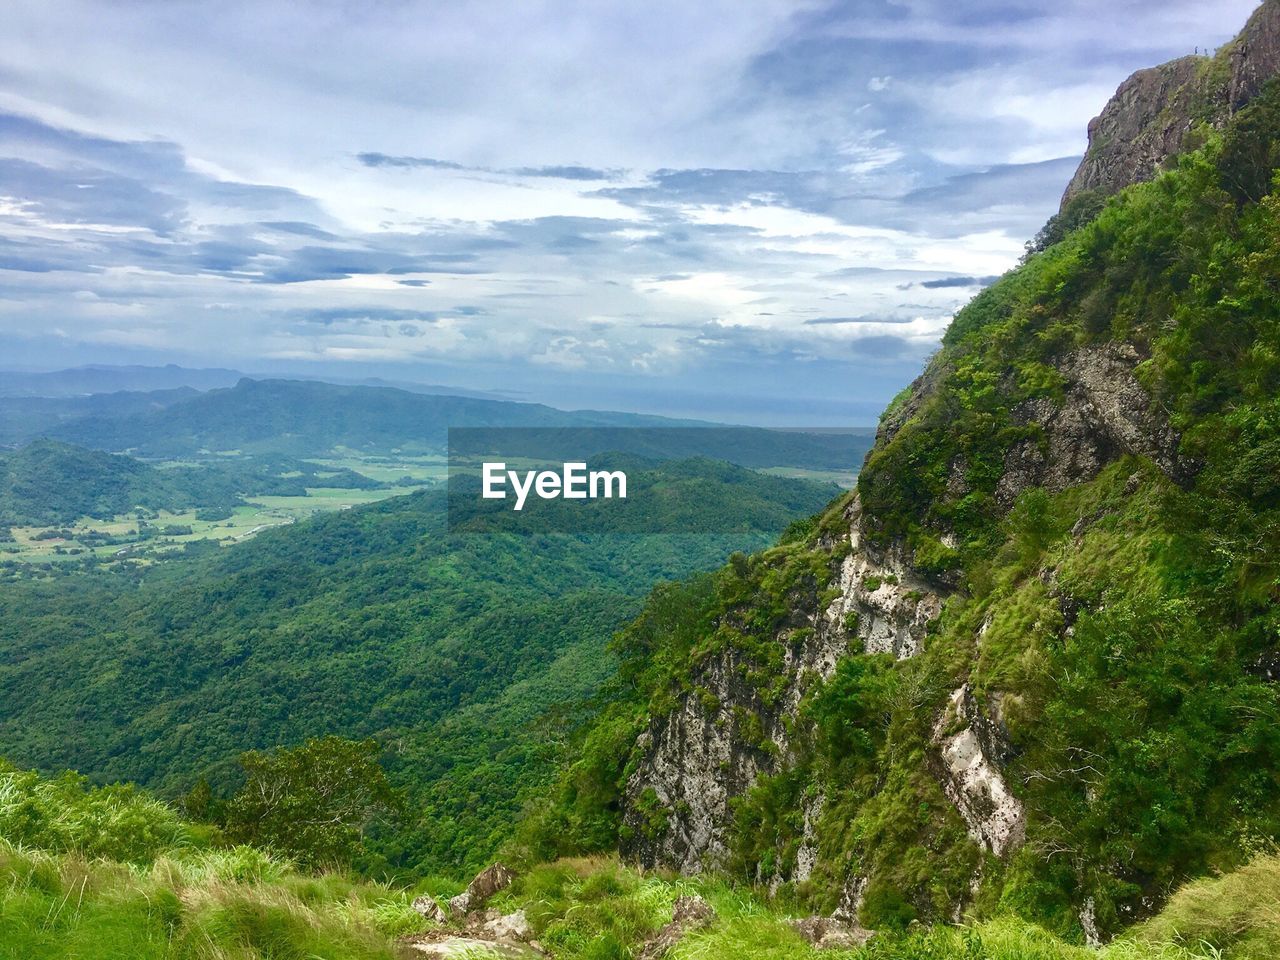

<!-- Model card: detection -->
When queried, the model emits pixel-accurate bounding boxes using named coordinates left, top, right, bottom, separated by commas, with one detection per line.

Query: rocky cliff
left=594, top=4, right=1280, bottom=941
left=1061, top=0, right=1280, bottom=210
left=620, top=338, right=1188, bottom=900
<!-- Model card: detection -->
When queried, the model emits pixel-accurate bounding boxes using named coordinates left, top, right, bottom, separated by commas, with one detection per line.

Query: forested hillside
left=0, top=439, right=382, bottom=534
left=0, top=458, right=838, bottom=877
left=0, top=387, right=197, bottom=445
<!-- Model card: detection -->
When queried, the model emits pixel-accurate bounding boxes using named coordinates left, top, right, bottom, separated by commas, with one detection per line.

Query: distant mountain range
left=0, top=376, right=875, bottom=470
left=0, top=364, right=504, bottom=401
left=0, top=364, right=243, bottom=398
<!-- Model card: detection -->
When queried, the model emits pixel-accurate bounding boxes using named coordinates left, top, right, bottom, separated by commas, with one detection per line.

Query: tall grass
left=491, top=856, right=1280, bottom=960
left=0, top=841, right=424, bottom=959
left=3, top=759, right=1277, bottom=959
left=0, top=762, right=426, bottom=959
left=0, top=762, right=201, bottom=861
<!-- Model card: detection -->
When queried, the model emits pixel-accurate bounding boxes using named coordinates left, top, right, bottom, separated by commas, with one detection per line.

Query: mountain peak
left=1061, top=0, right=1280, bottom=211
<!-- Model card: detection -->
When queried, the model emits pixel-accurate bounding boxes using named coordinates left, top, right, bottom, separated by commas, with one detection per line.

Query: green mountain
left=6, top=6, right=1280, bottom=958
left=0, top=458, right=840, bottom=876
left=521, top=7, right=1280, bottom=947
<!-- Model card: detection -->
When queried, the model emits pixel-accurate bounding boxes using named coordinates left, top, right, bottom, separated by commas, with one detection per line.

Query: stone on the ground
left=482, top=909, right=532, bottom=942
left=410, top=895, right=449, bottom=924
left=788, top=916, right=874, bottom=950
left=637, top=894, right=717, bottom=960
left=448, top=862, right=517, bottom=916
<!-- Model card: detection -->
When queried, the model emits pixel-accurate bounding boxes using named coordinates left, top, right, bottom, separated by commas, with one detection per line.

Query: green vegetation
left=0, top=386, right=199, bottom=446
left=0, top=438, right=386, bottom=530
left=0, top=459, right=839, bottom=878
left=0, top=440, right=444, bottom=568
left=464, top=855, right=1280, bottom=959
left=4, top=760, right=1280, bottom=959
left=0, top=761, right=424, bottom=959
left=5, top=41, right=1280, bottom=960
left=221, top=737, right=401, bottom=868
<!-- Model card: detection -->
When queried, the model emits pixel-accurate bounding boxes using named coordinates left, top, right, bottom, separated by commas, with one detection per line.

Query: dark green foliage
left=225, top=737, right=399, bottom=867
left=0, top=440, right=238, bottom=526
left=1025, top=187, right=1109, bottom=255
left=1219, top=78, right=1280, bottom=203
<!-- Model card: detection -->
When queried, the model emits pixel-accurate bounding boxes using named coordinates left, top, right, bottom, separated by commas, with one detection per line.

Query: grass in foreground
left=3, top=760, right=1277, bottom=958
left=485, top=857, right=1280, bottom=960
left=0, top=761, right=430, bottom=959
left=0, top=842, right=422, bottom=960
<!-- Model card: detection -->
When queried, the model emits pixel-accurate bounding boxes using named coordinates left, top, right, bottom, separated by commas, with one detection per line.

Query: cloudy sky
left=0, top=0, right=1258, bottom=424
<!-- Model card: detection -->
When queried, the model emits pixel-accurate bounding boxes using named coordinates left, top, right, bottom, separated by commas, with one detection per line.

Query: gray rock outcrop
left=1061, top=0, right=1280, bottom=210
left=788, top=916, right=875, bottom=950
left=996, top=343, right=1187, bottom=507
left=929, top=685, right=1025, bottom=857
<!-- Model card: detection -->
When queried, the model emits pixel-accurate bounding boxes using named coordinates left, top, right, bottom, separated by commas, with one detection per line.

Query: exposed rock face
left=1226, top=0, right=1280, bottom=111
left=622, top=499, right=943, bottom=873
left=621, top=338, right=1182, bottom=886
left=825, top=529, right=943, bottom=660
left=1061, top=0, right=1280, bottom=211
left=996, top=344, right=1187, bottom=506
left=1061, top=56, right=1204, bottom=208
left=792, top=790, right=825, bottom=885
left=929, top=685, right=1025, bottom=857
left=621, top=653, right=773, bottom=872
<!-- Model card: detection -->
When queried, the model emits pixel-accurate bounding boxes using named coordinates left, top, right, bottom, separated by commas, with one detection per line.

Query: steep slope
left=528, top=42, right=1280, bottom=943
